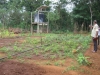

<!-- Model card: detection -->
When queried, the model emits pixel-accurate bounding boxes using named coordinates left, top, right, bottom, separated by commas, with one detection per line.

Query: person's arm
left=89, top=25, right=93, bottom=29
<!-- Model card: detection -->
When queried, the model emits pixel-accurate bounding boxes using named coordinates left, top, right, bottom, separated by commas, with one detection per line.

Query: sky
left=49, top=0, right=59, bottom=3
left=48, top=0, right=74, bottom=12
left=49, top=0, right=71, bottom=3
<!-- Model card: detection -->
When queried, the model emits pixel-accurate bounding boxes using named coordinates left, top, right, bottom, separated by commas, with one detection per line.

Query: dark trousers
left=93, top=38, right=97, bottom=52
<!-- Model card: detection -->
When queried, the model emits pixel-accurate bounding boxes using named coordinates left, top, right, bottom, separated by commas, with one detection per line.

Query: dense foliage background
left=0, top=0, right=100, bottom=32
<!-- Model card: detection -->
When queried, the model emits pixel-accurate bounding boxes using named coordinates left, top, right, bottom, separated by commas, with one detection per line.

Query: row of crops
left=0, top=33, right=91, bottom=65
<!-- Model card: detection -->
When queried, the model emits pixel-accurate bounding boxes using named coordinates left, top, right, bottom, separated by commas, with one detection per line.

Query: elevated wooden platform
left=31, top=5, right=49, bottom=33
left=32, top=22, right=48, bottom=25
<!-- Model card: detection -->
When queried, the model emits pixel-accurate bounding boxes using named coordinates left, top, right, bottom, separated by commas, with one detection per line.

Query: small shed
left=31, top=5, right=49, bottom=33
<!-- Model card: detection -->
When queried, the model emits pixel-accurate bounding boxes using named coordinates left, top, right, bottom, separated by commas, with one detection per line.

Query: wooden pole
left=37, top=11, right=39, bottom=33
left=31, top=12, right=33, bottom=34
left=47, top=12, right=49, bottom=33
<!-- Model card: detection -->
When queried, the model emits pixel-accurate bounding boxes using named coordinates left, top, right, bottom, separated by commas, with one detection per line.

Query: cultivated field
left=0, top=30, right=100, bottom=75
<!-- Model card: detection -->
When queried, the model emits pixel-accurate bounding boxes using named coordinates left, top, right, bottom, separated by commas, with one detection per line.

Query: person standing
left=91, top=20, right=99, bottom=52
left=98, top=27, right=100, bottom=45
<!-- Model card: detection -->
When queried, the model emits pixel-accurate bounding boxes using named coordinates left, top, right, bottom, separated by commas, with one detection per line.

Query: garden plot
left=0, top=34, right=91, bottom=64
left=1, top=33, right=98, bottom=75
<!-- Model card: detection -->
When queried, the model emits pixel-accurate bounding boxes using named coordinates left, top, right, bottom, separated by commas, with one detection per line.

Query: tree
left=51, top=0, right=72, bottom=31
left=21, top=0, right=44, bottom=12
left=0, top=0, right=8, bottom=28
left=47, top=11, right=60, bottom=31
left=72, top=0, right=92, bottom=31
left=72, top=0, right=100, bottom=31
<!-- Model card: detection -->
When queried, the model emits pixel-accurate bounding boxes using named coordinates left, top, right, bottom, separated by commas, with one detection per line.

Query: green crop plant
left=33, top=49, right=39, bottom=55
left=44, top=46, right=51, bottom=52
left=13, top=46, right=19, bottom=52
left=54, top=60, right=65, bottom=66
left=0, top=30, right=9, bottom=38
left=77, top=53, right=90, bottom=65
left=54, top=62, right=60, bottom=66
left=0, top=47, right=9, bottom=53
left=7, top=54, right=13, bottom=59
left=26, top=37, right=40, bottom=45
left=51, top=46, right=59, bottom=53
left=0, top=29, right=15, bottom=38
left=67, top=65, right=79, bottom=71
left=50, top=55, right=56, bottom=59
left=55, top=60, right=65, bottom=66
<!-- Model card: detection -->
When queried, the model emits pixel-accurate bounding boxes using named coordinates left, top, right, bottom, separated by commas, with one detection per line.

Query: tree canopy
left=0, top=0, right=100, bottom=32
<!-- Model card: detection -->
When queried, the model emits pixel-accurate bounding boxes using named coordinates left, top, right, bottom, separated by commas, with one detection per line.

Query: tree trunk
left=89, top=0, right=93, bottom=31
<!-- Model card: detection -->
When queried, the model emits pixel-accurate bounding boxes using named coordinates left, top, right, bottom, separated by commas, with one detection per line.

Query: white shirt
left=91, top=24, right=99, bottom=37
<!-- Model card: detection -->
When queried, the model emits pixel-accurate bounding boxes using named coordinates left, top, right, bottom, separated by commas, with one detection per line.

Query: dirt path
left=0, top=37, right=24, bottom=48
left=83, top=43, right=100, bottom=75
left=0, top=38, right=100, bottom=75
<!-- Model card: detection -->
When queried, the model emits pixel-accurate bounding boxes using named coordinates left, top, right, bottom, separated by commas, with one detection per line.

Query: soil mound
left=0, top=61, right=46, bottom=75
